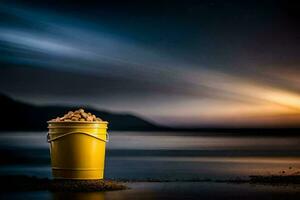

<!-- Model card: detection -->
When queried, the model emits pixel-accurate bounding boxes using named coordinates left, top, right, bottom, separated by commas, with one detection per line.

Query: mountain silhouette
left=0, top=94, right=161, bottom=131
left=1, top=94, right=299, bottom=135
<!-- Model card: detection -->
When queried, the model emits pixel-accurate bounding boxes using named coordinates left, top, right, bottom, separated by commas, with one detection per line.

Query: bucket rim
left=47, top=121, right=108, bottom=124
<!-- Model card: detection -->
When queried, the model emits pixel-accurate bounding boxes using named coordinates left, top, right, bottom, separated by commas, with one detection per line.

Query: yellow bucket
left=47, top=121, right=109, bottom=180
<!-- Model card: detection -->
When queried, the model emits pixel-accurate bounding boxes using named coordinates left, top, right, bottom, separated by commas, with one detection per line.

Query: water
left=0, top=131, right=300, bottom=180
left=0, top=131, right=300, bottom=200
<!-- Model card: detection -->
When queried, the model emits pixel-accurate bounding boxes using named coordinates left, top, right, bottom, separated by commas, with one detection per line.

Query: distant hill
left=0, top=94, right=162, bottom=131
left=1, top=94, right=299, bottom=135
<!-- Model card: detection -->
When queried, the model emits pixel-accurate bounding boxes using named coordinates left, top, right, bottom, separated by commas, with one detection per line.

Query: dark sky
left=0, top=0, right=300, bottom=126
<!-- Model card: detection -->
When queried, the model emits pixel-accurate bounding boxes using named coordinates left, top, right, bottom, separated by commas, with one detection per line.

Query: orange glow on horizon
left=149, top=68, right=300, bottom=126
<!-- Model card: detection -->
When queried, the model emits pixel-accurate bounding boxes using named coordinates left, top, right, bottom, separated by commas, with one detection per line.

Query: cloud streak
left=0, top=2, right=300, bottom=126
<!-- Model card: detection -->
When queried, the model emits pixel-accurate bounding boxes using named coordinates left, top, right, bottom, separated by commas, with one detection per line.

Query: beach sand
left=0, top=181, right=300, bottom=200
left=0, top=175, right=300, bottom=200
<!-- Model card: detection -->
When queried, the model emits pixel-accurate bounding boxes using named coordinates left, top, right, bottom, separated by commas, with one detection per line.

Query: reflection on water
left=1, top=131, right=300, bottom=151
left=108, top=132, right=300, bottom=150
left=105, top=156, right=300, bottom=180
left=0, top=131, right=300, bottom=179
left=0, top=132, right=300, bottom=200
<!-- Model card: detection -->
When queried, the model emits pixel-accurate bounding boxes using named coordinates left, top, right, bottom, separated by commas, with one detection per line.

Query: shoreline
left=1, top=175, right=299, bottom=192
left=0, top=175, right=127, bottom=192
left=115, top=175, right=300, bottom=185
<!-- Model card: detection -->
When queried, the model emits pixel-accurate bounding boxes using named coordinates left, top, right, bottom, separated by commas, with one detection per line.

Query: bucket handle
left=47, top=131, right=109, bottom=143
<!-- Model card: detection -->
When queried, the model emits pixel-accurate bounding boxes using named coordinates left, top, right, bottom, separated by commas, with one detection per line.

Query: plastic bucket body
left=47, top=121, right=108, bottom=180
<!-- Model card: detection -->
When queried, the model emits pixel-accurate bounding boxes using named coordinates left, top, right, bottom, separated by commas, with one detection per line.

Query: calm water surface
left=0, top=131, right=299, bottom=179
left=0, top=131, right=299, bottom=199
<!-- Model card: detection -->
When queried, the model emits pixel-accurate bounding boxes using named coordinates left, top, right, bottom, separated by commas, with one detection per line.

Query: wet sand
left=0, top=175, right=127, bottom=192
left=0, top=181, right=300, bottom=200
left=109, top=182, right=300, bottom=200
